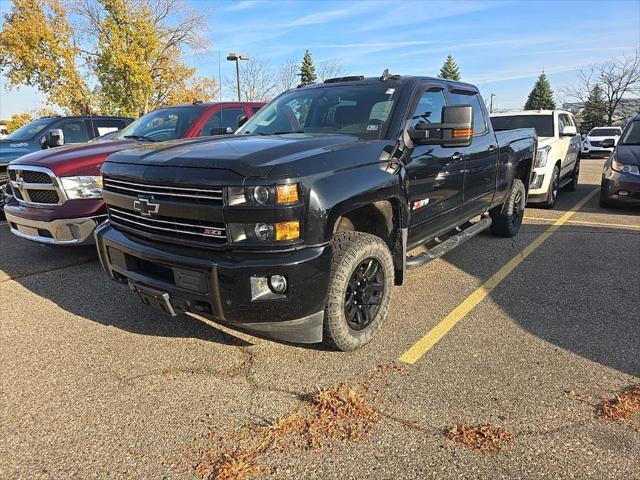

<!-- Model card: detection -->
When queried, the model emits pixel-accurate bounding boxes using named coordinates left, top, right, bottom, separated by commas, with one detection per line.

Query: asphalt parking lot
left=1, top=157, right=639, bottom=479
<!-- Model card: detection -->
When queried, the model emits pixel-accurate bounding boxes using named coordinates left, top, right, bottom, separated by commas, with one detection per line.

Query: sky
left=0, top=0, right=639, bottom=118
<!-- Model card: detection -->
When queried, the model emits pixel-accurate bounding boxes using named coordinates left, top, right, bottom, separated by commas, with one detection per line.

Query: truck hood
left=616, top=144, right=640, bottom=166
left=10, top=140, right=139, bottom=177
left=0, top=139, right=34, bottom=165
left=105, top=134, right=368, bottom=178
left=536, top=137, right=557, bottom=148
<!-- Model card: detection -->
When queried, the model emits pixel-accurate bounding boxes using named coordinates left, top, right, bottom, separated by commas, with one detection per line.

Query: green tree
left=438, top=54, right=461, bottom=81
left=580, top=84, right=607, bottom=133
left=300, top=50, right=317, bottom=85
left=524, top=72, right=556, bottom=110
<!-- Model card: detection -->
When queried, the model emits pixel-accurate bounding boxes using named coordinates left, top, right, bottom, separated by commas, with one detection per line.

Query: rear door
left=447, top=89, right=498, bottom=216
left=405, top=83, right=466, bottom=244
left=557, top=113, right=576, bottom=176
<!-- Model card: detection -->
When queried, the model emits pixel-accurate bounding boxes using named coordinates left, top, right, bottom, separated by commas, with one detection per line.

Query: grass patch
left=445, top=424, right=513, bottom=452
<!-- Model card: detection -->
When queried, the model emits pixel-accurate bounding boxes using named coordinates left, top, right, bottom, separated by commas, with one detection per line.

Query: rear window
left=491, top=115, right=554, bottom=138
left=589, top=128, right=621, bottom=137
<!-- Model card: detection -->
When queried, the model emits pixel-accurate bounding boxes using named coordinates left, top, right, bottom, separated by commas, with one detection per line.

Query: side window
left=251, top=106, right=262, bottom=114
left=448, top=91, right=487, bottom=135
left=57, top=120, right=90, bottom=144
left=91, top=119, right=127, bottom=137
left=412, top=89, right=446, bottom=125
left=199, top=111, right=222, bottom=136
left=558, top=114, right=567, bottom=133
left=221, top=108, right=246, bottom=130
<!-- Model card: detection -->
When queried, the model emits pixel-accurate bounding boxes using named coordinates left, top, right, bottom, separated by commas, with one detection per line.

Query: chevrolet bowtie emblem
left=133, top=198, right=160, bottom=217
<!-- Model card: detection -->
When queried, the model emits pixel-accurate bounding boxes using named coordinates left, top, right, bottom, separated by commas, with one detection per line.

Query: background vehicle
left=0, top=115, right=132, bottom=209
left=3, top=102, right=263, bottom=244
left=600, top=115, right=640, bottom=207
left=582, top=126, right=623, bottom=157
left=491, top=110, right=581, bottom=209
left=95, top=74, right=536, bottom=351
left=0, top=124, right=8, bottom=139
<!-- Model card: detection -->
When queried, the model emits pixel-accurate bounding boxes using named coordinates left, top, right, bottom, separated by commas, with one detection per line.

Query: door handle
left=451, top=152, right=463, bottom=161
left=488, top=145, right=497, bottom=152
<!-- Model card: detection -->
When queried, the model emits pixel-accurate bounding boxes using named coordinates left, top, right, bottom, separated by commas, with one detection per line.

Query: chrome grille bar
left=103, top=177, right=223, bottom=201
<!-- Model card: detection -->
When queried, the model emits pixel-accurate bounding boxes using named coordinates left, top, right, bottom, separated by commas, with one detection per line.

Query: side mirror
left=560, top=125, right=577, bottom=137
left=43, top=129, right=64, bottom=148
left=237, top=115, right=248, bottom=128
left=408, top=105, right=473, bottom=147
left=600, top=138, right=615, bottom=148
left=209, top=127, right=234, bottom=136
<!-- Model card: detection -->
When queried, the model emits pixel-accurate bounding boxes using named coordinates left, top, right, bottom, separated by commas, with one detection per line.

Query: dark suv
left=0, top=115, right=132, bottom=207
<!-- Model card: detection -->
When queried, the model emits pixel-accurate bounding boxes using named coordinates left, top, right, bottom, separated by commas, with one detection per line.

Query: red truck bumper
left=3, top=198, right=107, bottom=245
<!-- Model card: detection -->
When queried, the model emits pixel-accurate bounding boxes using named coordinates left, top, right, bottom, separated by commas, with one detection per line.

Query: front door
left=405, top=85, right=465, bottom=247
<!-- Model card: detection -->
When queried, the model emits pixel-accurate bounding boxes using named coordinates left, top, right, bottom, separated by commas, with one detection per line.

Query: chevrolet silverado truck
left=3, top=102, right=262, bottom=244
left=491, top=110, right=581, bottom=209
left=0, top=114, right=133, bottom=209
left=96, top=73, right=536, bottom=351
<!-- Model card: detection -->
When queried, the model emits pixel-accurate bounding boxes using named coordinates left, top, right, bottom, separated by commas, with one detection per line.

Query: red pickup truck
left=4, top=101, right=263, bottom=245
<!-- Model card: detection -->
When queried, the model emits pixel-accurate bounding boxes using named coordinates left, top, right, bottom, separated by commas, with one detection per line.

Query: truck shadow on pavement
left=440, top=182, right=640, bottom=377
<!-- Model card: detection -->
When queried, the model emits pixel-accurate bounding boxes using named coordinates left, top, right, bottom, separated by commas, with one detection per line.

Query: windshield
left=620, top=121, right=640, bottom=146
left=5, top=118, right=53, bottom=142
left=491, top=115, right=554, bottom=138
left=114, top=106, right=206, bottom=142
left=238, top=83, right=400, bottom=139
left=589, top=128, right=621, bottom=137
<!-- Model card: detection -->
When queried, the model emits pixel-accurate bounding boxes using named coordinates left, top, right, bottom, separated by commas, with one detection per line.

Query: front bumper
left=95, top=223, right=332, bottom=343
left=527, top=167, right=550, bottom=201
left=601, top=170, right=640, bottom=204
left=4, top=210, right=107, bottom=244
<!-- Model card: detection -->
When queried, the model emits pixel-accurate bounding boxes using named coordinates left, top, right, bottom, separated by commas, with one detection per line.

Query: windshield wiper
left=123, top=134, right=156, bottom=142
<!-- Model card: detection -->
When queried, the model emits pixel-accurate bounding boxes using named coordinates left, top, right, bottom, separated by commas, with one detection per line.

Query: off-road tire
left=563, top=156, right=580, bottom=192
left=540, top=164, right=560, bottom=209
left=323, top=231, right=394, bottom=351
left=489, top=178, right=526, bottom=238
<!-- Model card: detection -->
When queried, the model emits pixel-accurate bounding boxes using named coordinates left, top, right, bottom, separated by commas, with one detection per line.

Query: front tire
left=540, top=164, right=560, bottom=209
left=490, top=178, right=526, bottom=238
left=323, top=231, right=394, bottom=351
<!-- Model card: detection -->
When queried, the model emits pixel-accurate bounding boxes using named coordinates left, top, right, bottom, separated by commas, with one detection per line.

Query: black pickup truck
left=96, top=73, right=536, bottom=351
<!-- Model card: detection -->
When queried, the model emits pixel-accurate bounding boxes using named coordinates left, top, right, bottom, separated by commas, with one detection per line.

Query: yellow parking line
left=525, top=216, right=640, bottom=231
left=399, top=187, right=601, bottom=365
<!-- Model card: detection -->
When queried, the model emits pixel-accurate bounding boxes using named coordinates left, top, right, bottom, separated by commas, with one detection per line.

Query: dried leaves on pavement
left=597, top=384, right=640, bottom=426
left=445, top=424, right=513, bottom=452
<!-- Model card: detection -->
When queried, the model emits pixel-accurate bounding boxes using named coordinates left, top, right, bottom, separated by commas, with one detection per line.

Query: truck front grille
left=108, top=205, right=227, bottom=244
left=103, top=177, right=223, bottom=205
left=590, top=141, right=602, bottom=147
left=0, top=165, right=7, bottom=183
left=7, top=166, right=64, bottom=207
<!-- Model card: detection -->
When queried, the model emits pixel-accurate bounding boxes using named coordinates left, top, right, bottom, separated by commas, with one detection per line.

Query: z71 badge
left=412, top=198, right=430, bottom=210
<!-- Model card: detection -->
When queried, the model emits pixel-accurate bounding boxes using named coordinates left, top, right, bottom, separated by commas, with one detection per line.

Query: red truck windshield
left=114, top=106, right=207, bottom=142
left=238, top=84, right=399, bottom=140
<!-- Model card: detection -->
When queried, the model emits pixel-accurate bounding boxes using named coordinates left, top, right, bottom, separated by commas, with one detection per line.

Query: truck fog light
left=254, top=223, right=274, bottom=240
left=269, top=275, right=287, bottom=293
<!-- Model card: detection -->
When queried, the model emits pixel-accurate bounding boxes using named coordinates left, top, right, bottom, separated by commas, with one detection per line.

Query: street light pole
left=489, top=93, right=496, bottom=114
left=226, top=53, right=250, bottom=102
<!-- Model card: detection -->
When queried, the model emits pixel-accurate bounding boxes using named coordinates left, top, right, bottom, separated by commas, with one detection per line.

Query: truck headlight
left=227, top=184, right=300, bottom=206
left=60, top=176, right=103, bottom=199
left=535, top=145, right=552, bottom=168
left=228, top=221, right=300, bottom=242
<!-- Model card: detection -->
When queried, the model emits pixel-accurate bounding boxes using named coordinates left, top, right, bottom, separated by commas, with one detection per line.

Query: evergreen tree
left=299, top=50, right=317, bottom=85
left=524, top=73, right=556, bottom=110
left=438, top=55, right=461, bottom=81
left=580, top=84, right=607, bottom=133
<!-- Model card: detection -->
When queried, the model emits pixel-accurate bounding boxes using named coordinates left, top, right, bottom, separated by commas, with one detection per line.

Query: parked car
left=3, top=102, right=263, bottom=244
left=0, top=124, right=8, bottom=139
left=491, top=110, right=581, bottom=208
left=600, top=114, right=640, bottom=207
left=0, top=115, right=132, bottom=209
left=95, top=73, right=536, bottom=351
left=582, top=126, right=623, bottom=157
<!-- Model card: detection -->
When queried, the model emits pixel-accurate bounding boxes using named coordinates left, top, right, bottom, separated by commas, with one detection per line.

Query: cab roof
left=296, top=74, right=479, bottom=92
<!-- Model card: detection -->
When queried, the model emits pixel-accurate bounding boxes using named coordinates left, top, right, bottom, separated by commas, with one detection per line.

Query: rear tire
left=563, top=156, right=580, bottom=192
left=323, top=231, right=394, bottom=351
left=540, top=164, right=560, bottom=209
left=490, top=178, right=526, bottom=238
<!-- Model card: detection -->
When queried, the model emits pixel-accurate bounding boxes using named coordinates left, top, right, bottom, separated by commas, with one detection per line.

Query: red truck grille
left=7, top=166, right=63, bottom=206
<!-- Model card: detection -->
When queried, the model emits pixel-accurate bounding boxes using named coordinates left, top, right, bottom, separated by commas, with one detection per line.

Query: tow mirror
left=209, top=127, right=234, bottom=136
left=237, top=115, right=248, bottom=128
left=561, top=125, right=577, bottom=137
left=43, top=129, right=64, bottom=148
left=600, top=138, right=615, bottom=148
left=408, top=105, right=473, bottom=147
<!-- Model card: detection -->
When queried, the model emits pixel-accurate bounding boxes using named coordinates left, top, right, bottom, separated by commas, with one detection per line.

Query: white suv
left=491, top=110, right=582, bottom=208
left=582, top=126, right=622, bottom=157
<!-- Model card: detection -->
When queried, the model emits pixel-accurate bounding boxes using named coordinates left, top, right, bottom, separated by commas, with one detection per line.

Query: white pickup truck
left=491, top=110, right=582, bottom=208
left=582, top=126, right=623, bottom=157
